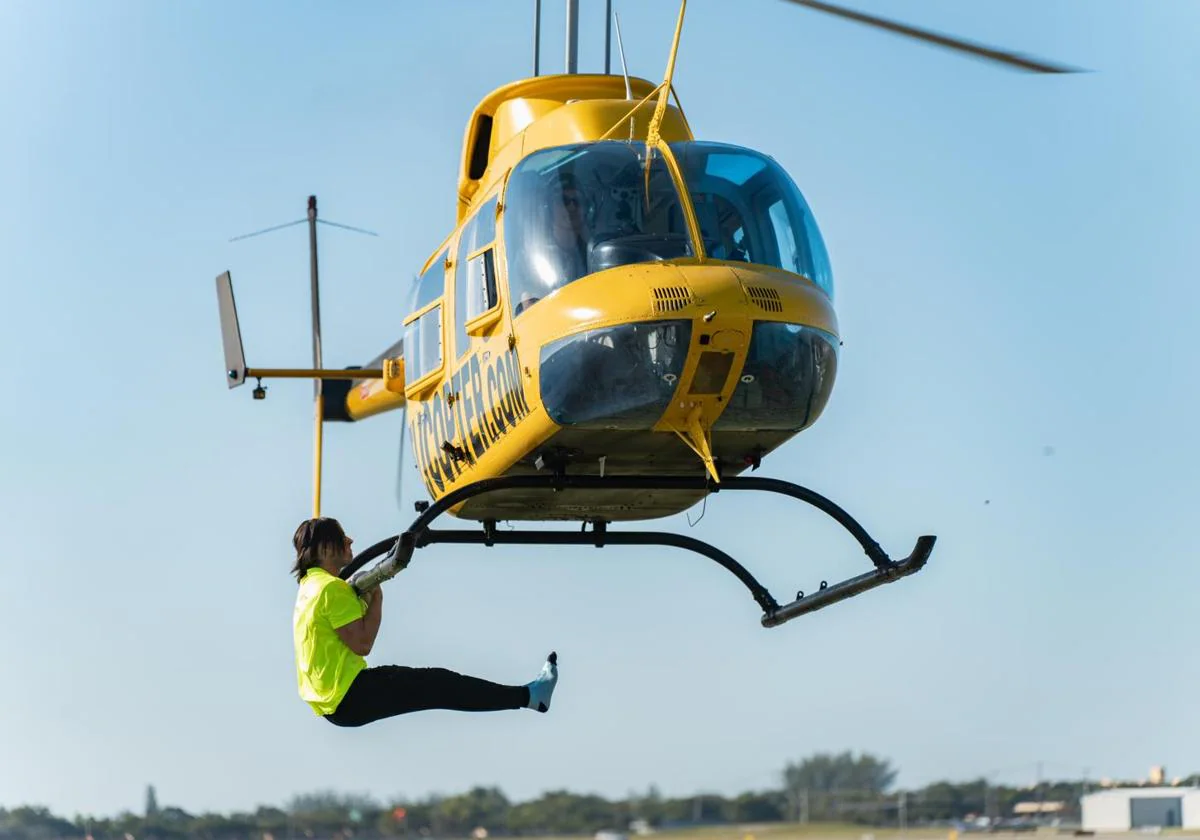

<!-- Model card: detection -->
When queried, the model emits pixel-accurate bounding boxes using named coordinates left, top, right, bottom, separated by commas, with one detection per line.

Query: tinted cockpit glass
left=669, top=142, right=833, bottom=297
left=504, top=142, right=693, bottom=316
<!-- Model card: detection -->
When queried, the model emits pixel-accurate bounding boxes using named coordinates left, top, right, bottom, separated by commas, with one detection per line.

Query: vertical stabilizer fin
left=215, top=271, right=247, bottom=389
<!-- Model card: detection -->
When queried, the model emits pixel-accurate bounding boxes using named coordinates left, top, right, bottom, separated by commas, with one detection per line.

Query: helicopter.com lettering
left=409, top=347, right=532, bottom=495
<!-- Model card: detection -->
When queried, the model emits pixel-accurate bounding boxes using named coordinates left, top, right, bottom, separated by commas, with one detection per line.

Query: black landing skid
left=338, top=474, right=934, bottom=628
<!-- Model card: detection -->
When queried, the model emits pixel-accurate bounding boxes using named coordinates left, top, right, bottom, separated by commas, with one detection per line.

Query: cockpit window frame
left=649, top=138, right=707, bottom=262
left=668, top=140, right=834, bottom=298
left=501, top=140, right=704, bottom=318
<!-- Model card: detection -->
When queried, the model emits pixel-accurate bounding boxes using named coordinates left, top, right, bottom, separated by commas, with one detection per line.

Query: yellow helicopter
left=213, top=0, right=1080, bottom=627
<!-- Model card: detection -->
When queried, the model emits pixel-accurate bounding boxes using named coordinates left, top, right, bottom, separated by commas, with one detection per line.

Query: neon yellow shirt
left=293, top=567, right=367, bottom=715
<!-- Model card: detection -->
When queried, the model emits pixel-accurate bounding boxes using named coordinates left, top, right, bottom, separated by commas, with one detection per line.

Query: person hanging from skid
left=291, top=517, right=559, bottom=727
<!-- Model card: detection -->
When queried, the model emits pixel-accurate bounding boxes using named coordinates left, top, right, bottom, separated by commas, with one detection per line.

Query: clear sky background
left=2, top=0, right=1198, bottom=821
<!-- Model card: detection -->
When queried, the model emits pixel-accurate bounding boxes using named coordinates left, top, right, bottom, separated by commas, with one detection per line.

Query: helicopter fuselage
left=208, top=0, right=1070, bottom=618
left=333, top=74, right=841, bottom=523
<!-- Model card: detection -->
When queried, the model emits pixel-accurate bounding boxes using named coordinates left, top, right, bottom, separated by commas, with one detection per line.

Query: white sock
left=526, top=651, right=558, bottom=712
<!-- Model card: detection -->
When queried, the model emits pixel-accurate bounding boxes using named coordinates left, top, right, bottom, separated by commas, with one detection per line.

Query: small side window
left=404, top=249, right=446, bottom=391
left=403, top=303, right=443, bottom=387
left=454, top=196, right=500, bottom=357
left=411, top=249, right=446, bottom=313
left=465, top=248, right=498, bottom=322
left=468, top=115, right=494, bottom=181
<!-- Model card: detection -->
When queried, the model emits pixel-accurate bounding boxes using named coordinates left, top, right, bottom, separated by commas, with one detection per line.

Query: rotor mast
left=532, top=0, right=615, bottom=77
left=565, top=0, right=578, bottom=73
left=604, top=0, right=612, bottom=74
left=533, top=0, right=541, bottom=75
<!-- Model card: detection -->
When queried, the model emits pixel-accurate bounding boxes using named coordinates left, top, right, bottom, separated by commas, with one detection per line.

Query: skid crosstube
left=338, top=475, right=935, bottom=627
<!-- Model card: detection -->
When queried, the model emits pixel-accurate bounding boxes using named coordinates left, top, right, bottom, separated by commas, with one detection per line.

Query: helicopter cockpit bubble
left=505, top=142, right=696, bottom=317
left=670, top=141, right=834, bottom=299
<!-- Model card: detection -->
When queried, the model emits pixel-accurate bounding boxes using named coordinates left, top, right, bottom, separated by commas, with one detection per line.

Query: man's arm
left=335, top=587, right=383, bottom=656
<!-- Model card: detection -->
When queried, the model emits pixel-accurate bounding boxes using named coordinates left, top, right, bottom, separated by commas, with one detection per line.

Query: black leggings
left=324, top=665, right=530, bottom=727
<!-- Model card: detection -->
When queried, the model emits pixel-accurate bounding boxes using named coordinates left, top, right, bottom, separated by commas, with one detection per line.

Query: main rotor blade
left=228, top=218, right=305, bottom=242
left=781, top=0, right=1085, bottom=74
left=317, top=218, right=380, bottom=237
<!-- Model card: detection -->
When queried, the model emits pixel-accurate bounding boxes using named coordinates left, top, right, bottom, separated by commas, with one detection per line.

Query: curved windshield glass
left=504, top=142, right=693, bottom=316
left=669, top=141, right=833, bottom=297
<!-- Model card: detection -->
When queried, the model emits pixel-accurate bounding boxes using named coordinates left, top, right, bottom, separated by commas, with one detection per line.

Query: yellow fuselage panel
left=348, top=72, right=842, bottom=512
left=458, top=75, right=692, bottom=221
left=504, top=99, right=688, bottom=165
left=401, top=259, right=837, bottom=505
left=521, top=260, right=836, bottom=430
left=403, top=322, right=549, bottom=502
left=515, top=260, right=837, bottom=359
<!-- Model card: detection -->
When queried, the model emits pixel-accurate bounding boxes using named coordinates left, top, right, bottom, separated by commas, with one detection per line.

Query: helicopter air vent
left=746, top=286, right=783, bottom=313
left=651, top=286, right=693, bottom=313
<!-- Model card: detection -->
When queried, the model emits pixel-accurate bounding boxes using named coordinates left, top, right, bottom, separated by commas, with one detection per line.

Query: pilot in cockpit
left=714, top=202, right=750, bottom=262
left=547, top=172, right=590, bottom=283
left=515, top=172, right=592, bottom=316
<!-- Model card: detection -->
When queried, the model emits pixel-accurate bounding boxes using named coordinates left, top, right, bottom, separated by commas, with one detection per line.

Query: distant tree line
left=3, top=755, right=1194, bottom=840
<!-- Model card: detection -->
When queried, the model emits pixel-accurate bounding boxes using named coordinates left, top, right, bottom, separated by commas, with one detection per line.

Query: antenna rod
left=614, top=11, right=632, bottom=99
left=565, top=0, right=578, bottom=73
left=605, top=0, right=612, bottom=74
left=533, top=0, right=541, bottom=76
left=307, top=195, right=324, bottom=517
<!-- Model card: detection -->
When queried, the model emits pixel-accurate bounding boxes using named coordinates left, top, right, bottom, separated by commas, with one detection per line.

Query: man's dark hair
left=291, top=517, right=347, bottom=583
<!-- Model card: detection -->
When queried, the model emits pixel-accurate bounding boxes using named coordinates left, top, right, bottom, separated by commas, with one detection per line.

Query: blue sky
left=2, top=0, right=1199, bottom=820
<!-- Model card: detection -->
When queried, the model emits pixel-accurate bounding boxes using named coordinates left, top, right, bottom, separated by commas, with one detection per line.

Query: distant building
left=1012, top=801, right=1065, bottom=817
left=1081, top=787, right=1200, bottom=830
